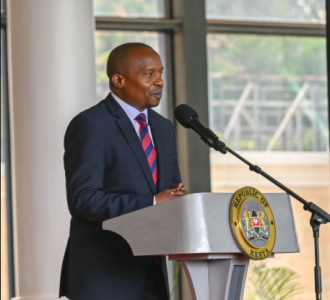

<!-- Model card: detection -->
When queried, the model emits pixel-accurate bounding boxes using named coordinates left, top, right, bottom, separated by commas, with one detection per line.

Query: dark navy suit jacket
left=59, top=93, right=181, bottom=300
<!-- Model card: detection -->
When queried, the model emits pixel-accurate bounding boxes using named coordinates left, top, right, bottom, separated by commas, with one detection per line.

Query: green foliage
left=208, top=35, right=326, bottom=76
left=94, top=0, right=162, bottom=17
left=206, top=0, right=325, bottom=23
left=245, top=263, right=302, bottom=300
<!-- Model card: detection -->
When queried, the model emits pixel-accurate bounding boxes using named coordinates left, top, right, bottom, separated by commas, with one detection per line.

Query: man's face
left=120, top=48, right=164, bottom=111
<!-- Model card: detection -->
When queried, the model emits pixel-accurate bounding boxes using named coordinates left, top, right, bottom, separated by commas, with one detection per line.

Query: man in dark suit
left=59, top=43, right=187, bottom=299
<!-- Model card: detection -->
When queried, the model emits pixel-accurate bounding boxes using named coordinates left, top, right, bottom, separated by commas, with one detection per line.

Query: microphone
left=174, top=104, right=227, bottom=154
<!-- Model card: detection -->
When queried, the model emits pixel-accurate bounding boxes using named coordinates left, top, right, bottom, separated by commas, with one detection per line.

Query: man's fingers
left=176, top=191, right=187, bottom=195
left=176, top=183, right=183, bottom=190
left=175, top=183, right=186, bottom=192
left=170, top=190, right=187, bottom=196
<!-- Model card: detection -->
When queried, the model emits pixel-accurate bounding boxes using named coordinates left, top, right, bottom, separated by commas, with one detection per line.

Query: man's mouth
left=150, top=90, right=163, bottom=97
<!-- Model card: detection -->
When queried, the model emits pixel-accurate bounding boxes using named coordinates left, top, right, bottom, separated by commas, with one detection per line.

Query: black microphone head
left=174, top=104, right=199, bottom=128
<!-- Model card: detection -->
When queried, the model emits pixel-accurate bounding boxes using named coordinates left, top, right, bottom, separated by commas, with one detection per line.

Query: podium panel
left=103, top=193, right=299, bottom=255
left=103, top=193, right=299, bottom=300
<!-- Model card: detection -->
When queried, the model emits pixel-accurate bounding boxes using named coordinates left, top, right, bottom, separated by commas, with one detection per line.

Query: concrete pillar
left=7, top=0, right=96, bottom=298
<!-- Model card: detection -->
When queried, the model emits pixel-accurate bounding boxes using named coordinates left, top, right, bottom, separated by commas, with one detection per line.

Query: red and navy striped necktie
left=135, top=113, right=158, bottom=185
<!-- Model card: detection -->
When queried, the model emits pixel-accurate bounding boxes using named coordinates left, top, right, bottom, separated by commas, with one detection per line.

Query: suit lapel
left=148, top=110, right=168, bottom=193
left=104, top=94, right=157, bottom=195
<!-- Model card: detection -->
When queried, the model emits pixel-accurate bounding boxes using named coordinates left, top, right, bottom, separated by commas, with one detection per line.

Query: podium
left=103, top=193, right=299, bottom=300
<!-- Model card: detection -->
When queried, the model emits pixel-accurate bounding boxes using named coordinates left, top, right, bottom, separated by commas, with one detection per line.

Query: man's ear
left=111, top=74, right=124, bottom=88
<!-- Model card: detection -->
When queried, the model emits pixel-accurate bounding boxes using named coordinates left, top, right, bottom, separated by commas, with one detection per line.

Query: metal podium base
left=170, top=254, right=250, bottom=300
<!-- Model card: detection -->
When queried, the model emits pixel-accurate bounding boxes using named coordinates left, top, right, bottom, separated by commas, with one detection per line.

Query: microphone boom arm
left=222, top=145, right=330, bottom=222
left=216, top=140, right=329, bottom=300
left=175, top=103, right=329, bottom=299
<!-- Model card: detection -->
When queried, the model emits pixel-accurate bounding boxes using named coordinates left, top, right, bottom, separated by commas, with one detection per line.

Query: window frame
left=1, top=23, right=16, bottom=300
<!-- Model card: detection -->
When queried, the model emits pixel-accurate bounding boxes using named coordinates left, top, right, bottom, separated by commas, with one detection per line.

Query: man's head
left=107, top=43, right=164, bottom=111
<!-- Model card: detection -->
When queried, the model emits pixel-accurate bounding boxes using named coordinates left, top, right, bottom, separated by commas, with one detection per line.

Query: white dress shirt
left=111, top=92, right=157, bottom=204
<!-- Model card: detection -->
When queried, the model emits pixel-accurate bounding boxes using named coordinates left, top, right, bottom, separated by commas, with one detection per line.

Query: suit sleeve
left=64, top=113, right=154, bottom=223
left=168, top=120, right=182, bottom=189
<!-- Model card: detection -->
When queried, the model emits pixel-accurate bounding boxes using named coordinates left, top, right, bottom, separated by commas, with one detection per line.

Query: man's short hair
left=106, top=43, right=153, bottom=80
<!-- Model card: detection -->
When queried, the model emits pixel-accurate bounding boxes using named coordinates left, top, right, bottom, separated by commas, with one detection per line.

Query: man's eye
left=147, top=73, right=153, bottom=76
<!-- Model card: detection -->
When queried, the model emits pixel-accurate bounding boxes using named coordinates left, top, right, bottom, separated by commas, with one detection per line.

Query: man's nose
left=154, top=76, right=164, bottom=87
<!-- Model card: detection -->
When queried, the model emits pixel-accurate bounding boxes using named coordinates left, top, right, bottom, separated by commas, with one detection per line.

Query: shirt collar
left=111, top=92, right=148, bottom=123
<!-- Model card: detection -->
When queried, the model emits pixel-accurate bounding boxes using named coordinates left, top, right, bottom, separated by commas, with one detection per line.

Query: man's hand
left=155, top=183, right=188, bottom=204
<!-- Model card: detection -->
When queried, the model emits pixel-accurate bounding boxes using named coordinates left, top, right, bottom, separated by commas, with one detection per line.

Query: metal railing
left=209, top=74, right=328, bottom=151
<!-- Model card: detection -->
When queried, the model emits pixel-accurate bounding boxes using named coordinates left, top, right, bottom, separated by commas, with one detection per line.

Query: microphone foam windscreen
left=174, top=104, right=199, bottom=128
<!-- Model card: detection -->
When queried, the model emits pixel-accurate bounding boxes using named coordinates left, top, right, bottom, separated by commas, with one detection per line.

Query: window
left=208, top=35, right=327, bottom=152
left=207, top=5, right=329, bottom=300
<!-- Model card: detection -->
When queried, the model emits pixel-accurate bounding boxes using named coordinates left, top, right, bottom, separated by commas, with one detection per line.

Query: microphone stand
left=208, top=139, right=330, bottom=300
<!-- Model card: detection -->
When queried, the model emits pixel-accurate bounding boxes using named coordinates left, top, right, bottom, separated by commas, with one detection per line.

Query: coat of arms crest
left=243, top=204, right=269, bottom=242
left=229, top=186, right=276, bottom=260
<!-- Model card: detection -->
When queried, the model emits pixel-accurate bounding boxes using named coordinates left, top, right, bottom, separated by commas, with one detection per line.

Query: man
left=59, top=43, right=187, bottom=300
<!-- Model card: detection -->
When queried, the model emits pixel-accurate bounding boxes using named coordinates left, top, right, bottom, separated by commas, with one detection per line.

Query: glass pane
left=206, top=0, right=326, bottom=23
left=95, top=31, right=170, bottom=117
left=207, top=34, right=330, bottom=300
left=208, top=35, right=327, bottom=152
left=1, top=31, right=9, bottom=300
left=94, top=0, right=165, bottom=18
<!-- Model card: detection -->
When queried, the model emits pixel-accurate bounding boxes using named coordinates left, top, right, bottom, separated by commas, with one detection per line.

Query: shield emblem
left=252, top=210, right=260, bottom=234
